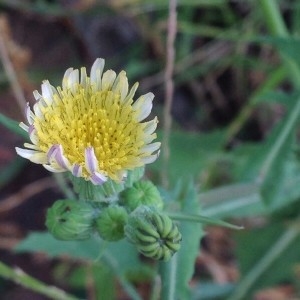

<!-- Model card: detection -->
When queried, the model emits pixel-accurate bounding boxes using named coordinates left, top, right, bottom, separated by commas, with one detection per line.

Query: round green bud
left=46, top=199, right=95, bottom=241
left=120, top=180, right=163, bottom=212
left=125, top=206, right=182, bottom=261
left=95, top=205, right=128, bottom=241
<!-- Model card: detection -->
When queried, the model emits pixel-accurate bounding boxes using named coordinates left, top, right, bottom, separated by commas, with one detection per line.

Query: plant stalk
left=159, top=254, right=177, bottom=300
left=260, top=0, right=300, bottom=85
left=0, top=261, right=80, bottom=300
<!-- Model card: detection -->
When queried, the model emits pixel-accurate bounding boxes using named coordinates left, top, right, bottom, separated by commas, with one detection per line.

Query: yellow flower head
left=16, top=58, right=160, bottom=185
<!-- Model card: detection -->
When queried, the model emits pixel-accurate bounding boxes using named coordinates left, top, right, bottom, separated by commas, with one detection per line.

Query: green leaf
left=105, top=239, right=142, bottom=271
left=175, top=181, right=205, bottom=299
left=259, top=97, right=300, bottom=205
left=16, top=232, right=144, bottom=300
left=231, top=93, right=300, bottom=207
left=168, top=211, right=243, bottom=230
left=263, top=152, right=300, bottom=212
left=15, top=232, right=101, bottom=259
left=159, top=181, right=205, bottom=300
left=150, top=130, right=224, bottom=184
left=231, top=223, right=300, bottom=300
left=66, top=265, right=115, bottom=300
left=15, top=232, right=142, bottom=273
left=200, top=146, right=300, bottom=218
left=258, top=36, right=300, bottom=69
left=255, top=90, right=296, bottom=107
left=200, top=182, right=267, bottom=218
left=259, top=129, right=294, bottom=206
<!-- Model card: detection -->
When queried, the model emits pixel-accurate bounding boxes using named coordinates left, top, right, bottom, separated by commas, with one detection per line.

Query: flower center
left=34, top=85, right=145, bottom=179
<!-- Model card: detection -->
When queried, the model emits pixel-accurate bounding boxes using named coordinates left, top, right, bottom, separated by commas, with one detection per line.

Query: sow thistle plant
left=15, top=58, right=182, bottom=261
left=16, top=58, right=238, bottom=262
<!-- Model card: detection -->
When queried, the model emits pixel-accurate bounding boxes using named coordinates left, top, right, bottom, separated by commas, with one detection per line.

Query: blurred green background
left=1, top=0, right=300, bottom=299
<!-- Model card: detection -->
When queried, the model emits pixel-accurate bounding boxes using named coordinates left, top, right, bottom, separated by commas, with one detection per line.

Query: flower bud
left=95, top=205, right=128, bottom=241
left=125, top=206, right=182, bottom=261
left=120, top=180, right=163, bottom=212
left=46, top=199, right=95, bottom=241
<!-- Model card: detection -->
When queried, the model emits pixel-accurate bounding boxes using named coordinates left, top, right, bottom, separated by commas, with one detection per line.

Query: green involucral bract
left=120, top=180, right=163, bottom=212
left=125, top=206, right=182, bottom=261
left=95, top=205, right=128, bottom=241
left=46, top=199, right=95, bottom=241
left=69, top=167, right=145, bottom=202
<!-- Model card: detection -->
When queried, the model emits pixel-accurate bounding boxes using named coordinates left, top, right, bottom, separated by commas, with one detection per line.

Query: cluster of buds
left=45, top=180, right=182, bottom=261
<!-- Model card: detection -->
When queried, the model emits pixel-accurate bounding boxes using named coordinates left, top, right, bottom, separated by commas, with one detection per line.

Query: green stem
left=260, top=0, right=300, bottom=85
left=168, top=212, right=243, bottom=230
left=0, top=261, right=80, bottom=300
left=227, top=225, right=300, bottom=300
left=159, top=254, right=177, bottom=300
left=259, top=0, right=288, bottom=36
left=53, top=173, right=76, bottom=199
left=150, top=274, right=161, bottom=300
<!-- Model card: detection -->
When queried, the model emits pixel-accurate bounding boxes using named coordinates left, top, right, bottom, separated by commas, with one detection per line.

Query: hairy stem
left=0, top=261, right=80, bottom=300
